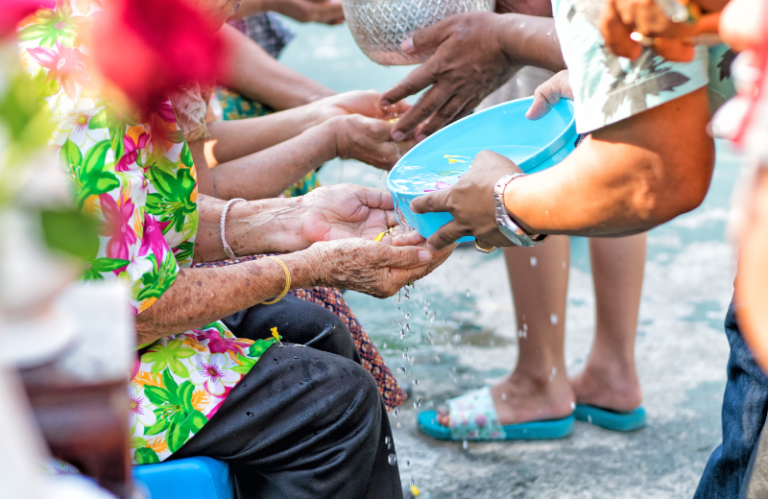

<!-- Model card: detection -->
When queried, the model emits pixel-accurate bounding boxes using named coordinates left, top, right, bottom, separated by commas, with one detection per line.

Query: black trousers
left=171, top=296, right=403, bottom=499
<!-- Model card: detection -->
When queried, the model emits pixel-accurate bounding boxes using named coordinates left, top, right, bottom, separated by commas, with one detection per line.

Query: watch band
left=493, top=173, right=548, bottom=247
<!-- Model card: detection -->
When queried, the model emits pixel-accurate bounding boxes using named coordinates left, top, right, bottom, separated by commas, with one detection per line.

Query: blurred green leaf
left=40, top=208, right=100, bottom=261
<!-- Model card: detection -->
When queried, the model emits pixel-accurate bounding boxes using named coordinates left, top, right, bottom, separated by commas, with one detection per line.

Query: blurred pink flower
left=27, top=41, right=92, bottom=99
left=1, top=0, right=54, bottom=37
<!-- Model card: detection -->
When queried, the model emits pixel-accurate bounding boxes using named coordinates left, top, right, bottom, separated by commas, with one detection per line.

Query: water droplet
left=588, top=415, right=592, bottom=424
left=501, top=392, right=507, bottom=401
left=550, top=313, right=559, bottom=325
left=405, top=324, right=411, bottom=333
left=415, top=397, right=422, bottom=408
left=530, top=256, right=537, bottom=267
left=246, top=411, right=253, bottom=417
left=465, top=289, right=471, bottom=297
left=550, top=366, right=557, bottom=380
left=385, top=436, right=390, bottom=445
left=562, top=261, right=567, bottom=269
left=405, top=312, right=411, bottom=320
left=388, top=454, right=397, bottom=465
left=570, top=401, right=575, bottom=410
left=405, top=459, right=411, bottom=467
left=462, top=440, right=468, bottom=450
left=383, top=342, right=387, bottom=349
left=400, top=329, right=406, bottom=339
left=413, top=379, right=419, bottom=385
left=397, top=422, right=402, bottom=428
left=393, top=408, right=400, bottom=417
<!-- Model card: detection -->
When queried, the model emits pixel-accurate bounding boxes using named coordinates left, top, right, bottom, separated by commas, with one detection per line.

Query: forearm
left=136, top=252, right=317, bottom=343
left=207, top=122, right=337, bottom=200
left=505, top=88, right=714, bottom=236
left=228, top=0, right=268, bottom=20
left=497, top=14, right=566, bottom=72
left=206, top=103, right=328, bottom=165
left=219, top=25, right=335, bottom=110
left=194, top=194, right=319, bottom=263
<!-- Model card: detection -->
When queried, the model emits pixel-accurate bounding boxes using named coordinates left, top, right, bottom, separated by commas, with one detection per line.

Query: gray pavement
left=281, top=21, right=746, bottom=499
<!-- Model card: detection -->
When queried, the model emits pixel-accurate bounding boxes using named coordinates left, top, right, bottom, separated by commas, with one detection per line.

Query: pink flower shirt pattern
left=19, top=0, right=277, bottom=465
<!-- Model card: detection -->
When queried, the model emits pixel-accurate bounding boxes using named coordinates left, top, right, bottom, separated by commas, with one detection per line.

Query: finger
left=414, top=94, right=473, bottom=140
left=652, top=39, right=695, bottom=62
left=381, top=245, right=433, bottom=268
left=380, top=63, right=437, bottom=109
left=359, top=186, right=394, bottom=210
left=425, top=220, right=471, bottom=251
left=386, top=230, right=426, bottom=247
left=384, top=209, right=399, bottom=227
left=404, top=19, right=454, bottom=55
left=410, top=189, right=451, bottom=215
left=599, top=1, right=643, bottom=59
left=389, top=83, right=453, bottom=141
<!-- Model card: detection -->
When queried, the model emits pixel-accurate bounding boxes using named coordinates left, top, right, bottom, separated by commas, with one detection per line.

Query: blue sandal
left=573, top=404, right=647, bottom=432
left=417, top=387, right=574, bottom=441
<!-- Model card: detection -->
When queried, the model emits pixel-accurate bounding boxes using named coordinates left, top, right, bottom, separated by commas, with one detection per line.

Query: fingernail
left=416, top=134, right=427, bottom=143
left=392, top=130, right=406, bottom=142
left=426, top=243, right=437, bottom=252
left=418, top=250, right=432, bottom=262
left=401, top=37, right=414, bottom=53
left=380, top=99, right=392, bottom=108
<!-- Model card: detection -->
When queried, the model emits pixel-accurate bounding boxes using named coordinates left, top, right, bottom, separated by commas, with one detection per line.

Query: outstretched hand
left=300, top=184, right=399, bottom=243
left=329, top=114, right=417, bottom=170
left=314, top=90, right=412, bottom=122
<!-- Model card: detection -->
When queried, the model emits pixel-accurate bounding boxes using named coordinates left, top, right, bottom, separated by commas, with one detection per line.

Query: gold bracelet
left=261, top=256, right=291, bottom=305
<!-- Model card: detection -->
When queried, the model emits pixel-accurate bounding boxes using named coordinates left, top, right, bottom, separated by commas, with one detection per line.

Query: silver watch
left=493, top=173, right=548, bottom=247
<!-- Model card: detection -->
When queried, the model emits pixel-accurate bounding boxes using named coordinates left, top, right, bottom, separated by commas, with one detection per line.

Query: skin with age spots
left=136, top=187, right=452, bottom=344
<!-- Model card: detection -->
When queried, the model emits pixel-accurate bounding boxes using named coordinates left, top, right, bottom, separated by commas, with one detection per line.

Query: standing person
left=376, top=7, right=733, bottom=441
left=471, top=0, right=647, bottom=436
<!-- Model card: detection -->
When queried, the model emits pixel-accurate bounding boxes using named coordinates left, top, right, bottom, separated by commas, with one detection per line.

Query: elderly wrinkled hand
left=306, top=237, right=452, bottom=297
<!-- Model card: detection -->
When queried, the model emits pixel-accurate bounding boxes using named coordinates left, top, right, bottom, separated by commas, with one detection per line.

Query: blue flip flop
left=573, top=404, right=647, bottom=432
left=417, top=387, right=574, bottom=441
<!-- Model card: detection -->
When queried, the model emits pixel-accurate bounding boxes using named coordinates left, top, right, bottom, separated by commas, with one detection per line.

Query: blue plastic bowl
left=387, top=97, right=577, bottom=242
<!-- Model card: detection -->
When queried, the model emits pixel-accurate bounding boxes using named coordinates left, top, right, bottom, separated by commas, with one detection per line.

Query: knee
left=320, top=357, right=381, bottom=423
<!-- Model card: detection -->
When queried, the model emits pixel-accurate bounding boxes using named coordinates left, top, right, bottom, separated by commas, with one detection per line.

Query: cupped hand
left=410, top=150, right=522, bottom=250
left=277, top=0, right=345, bottom=24
left=314, top=90, right=412, bottom=122
left=307, top=238, right=442, bottom=297
left=331, top=114, right=417, bottom=170
left=300, top=184, right=399, bottom=243
left=379, top=12, right=519, bottom=142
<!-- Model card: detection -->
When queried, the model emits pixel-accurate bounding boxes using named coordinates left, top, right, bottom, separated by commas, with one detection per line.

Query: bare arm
left=218, top=25, right=334, bottom=110
left=412, top=86, right=715, bottom=247
left=506, top=88, right=714, bottom=236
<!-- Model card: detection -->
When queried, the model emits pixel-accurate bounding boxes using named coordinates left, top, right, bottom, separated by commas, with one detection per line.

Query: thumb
left=410, top=189, right=451, bottom=215
left=525, top=71, right=572, bottom=120
left=402, top=20, right=452, bottom=55
left=381, top=245, right=433, bottom=268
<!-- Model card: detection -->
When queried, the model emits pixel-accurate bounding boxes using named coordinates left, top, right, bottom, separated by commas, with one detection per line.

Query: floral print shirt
left=18, top=0, right=277, bottom=465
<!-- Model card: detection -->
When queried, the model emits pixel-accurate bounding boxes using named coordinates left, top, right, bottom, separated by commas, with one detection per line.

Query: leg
left=171, top=343, right=401, bottom=499
left=438, top=235, right=574, bottom=426
left=570, top=234, right=645, bottom=412
left=223, top=294, right=360, bottom=363
left=694, top=300, right=768, bottom=499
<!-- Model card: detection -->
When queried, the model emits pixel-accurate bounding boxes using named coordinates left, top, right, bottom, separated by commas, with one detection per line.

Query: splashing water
left=388, top=454, right=398, bottom=465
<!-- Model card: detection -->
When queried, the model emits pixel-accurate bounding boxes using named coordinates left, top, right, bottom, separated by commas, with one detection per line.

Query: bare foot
left=570, top=359, right=642, bottom=413
left=437, top=370, right=575, bottom=427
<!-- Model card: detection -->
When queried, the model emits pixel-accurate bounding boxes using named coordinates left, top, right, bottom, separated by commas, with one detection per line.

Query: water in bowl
left=388, top=144, right=541, bottom=195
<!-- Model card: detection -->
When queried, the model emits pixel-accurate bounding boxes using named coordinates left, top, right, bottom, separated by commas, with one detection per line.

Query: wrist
left=501, top=175, right=541, bottom=236
left=226, top=198, right=309, bottom=255
left=325, top=115, right=349, bottom=159
left=278, top=250, right=321, bottom=289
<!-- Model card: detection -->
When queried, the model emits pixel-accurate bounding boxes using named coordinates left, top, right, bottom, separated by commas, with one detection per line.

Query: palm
left=301, top=185, right=395, bottom=243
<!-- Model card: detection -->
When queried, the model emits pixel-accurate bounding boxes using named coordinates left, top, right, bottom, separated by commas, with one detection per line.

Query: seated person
left=17, top=1, right=449, bottom=497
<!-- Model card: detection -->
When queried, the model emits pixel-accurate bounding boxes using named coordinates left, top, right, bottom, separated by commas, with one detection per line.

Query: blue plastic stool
left=133, top=457, right=234, bottom=499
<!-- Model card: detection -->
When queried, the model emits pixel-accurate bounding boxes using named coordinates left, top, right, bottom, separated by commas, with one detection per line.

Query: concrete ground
left=280, top=20, right=746, bottom=499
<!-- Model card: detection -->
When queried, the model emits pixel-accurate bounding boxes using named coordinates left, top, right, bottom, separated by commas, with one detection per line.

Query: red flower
left=1, top=0, right=55, bottom=37
left=92, top=0, right=226, bottom=112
